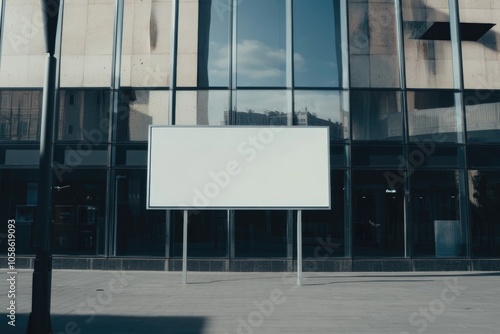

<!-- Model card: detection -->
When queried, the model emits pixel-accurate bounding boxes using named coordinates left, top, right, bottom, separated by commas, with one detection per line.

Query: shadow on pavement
left=187, top=271, right=500, bottom=285
left=309, top=271, right=500, bottom=280
left=1, top=313, right=207, bottom=334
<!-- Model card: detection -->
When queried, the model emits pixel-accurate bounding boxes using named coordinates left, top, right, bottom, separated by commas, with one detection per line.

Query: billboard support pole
left=182, top=210, right=188, bottom=284
left=297, top=210, right=302, bottom=286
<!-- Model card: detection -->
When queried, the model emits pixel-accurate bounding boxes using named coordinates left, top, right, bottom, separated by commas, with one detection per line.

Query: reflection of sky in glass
left=294, top=91, right=342, bottom=123
left=206, top=90, right=229, bottom=125
left=236, top=0, right=286, bottom=86
left=204, top=0, right=341, bottom=88
left=236, top=90, right=287, bottom=113
left=206, top=0, right=230, bottom=86
left=293, top=0, right=340, bottom=87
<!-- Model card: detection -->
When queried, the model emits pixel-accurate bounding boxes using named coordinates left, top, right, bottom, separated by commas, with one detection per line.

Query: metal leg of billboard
left=297, top=210, right=302, bottom=286
left=182, top=210, right=188, bottom=284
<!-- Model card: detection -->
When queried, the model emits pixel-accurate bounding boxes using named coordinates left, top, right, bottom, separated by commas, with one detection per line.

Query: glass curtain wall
left=53, top=0, right=116, bottom=256
left=294, top=0, right=342, bottom=87
left=459, top=0, right=500, bottom=224
left=410, top=171, right=464, bottom=257
left=231, top=0, right=289, bottom=258
left=0, top=0, right=47, bottom=88
left=0, top=90, right=42, bottom=141
left=3, top=0, right=500, bottom=263
left=302, top=170, right=345, bottom=258
left=402, top=0, right=454, bottom=88
left=458, top=0, right=500, bottom=90
left=462, top=1, right=500, bottom=257
left=349, top=0, right=406, bottom=259
left=169, top=0, right=230, bottom=259
left=351, top=90, right=403, bottom=141
left=0, top=170, right=39, bottom=255
left=52, top=170, right=107, bottom=255
left=348, top=0, right=400, bottom=88
left=171, top=88, right=229, bottom=258
left=0, top=1, right=47, bottom=255
left=469, top=170, right=500, bottom=257
left=113, top=0, right=172, bottom=256
left=115, top=169, right=166, bottom=256
left=352, top=170, right=405, bottom=257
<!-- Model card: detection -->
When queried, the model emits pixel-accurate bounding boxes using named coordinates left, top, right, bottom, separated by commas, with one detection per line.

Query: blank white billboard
left=147, top=126, right=330, bottom=209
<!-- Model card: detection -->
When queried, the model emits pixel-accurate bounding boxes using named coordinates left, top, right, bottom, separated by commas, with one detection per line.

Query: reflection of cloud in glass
left=208, top=40, right=305, bottom=86
left=208, top=41, right=229, bottom=84
left=293, top=52, right=306, bottom=70
left=237, top=39, right=285, bottom=83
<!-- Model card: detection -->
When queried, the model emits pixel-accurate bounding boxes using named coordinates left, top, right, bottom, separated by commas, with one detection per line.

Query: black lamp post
left=26, top=1, right=60, bottom=333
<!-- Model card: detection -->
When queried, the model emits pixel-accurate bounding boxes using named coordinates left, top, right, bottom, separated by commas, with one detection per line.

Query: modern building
left=1, top=0, right=500, bottom=272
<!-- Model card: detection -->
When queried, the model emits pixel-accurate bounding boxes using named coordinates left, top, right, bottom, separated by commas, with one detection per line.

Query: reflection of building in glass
left=58, top=90, right=110, bottom=141
left=0, top=0, right=500, bottom=271
left=294, top=109, right=344, bottom=139
left=0, top=91, right=41, bottom=140
left=230, top=110, right=289, bottom=126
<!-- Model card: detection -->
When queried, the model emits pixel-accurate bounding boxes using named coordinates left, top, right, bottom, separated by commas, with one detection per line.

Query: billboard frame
left=146, top=125, right=331, bottom=210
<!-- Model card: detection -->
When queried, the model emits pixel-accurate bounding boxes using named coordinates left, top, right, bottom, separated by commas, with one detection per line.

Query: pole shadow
left=1, top=314, right=207, bottom=334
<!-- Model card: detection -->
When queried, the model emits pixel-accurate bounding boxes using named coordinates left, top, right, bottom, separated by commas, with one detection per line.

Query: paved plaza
left=1, top=269, right=499, bottom=334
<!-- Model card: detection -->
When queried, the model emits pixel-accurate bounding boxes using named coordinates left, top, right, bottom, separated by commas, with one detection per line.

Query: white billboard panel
left=147, top=126, right=330, bottom=209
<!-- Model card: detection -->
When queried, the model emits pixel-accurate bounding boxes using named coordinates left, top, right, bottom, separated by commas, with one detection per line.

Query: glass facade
left=1, top=0, right=500, bottom=269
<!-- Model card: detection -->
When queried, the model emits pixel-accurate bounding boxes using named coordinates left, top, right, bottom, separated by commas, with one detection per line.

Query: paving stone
left=0, top=270, right=499, bottom=334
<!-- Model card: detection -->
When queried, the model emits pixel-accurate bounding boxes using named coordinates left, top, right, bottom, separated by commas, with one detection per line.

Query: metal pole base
left=26, top=252, right=53, bottom=334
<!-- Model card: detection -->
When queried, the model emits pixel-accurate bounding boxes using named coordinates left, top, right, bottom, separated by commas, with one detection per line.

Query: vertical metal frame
left=285, top=0, right=294, bottom=126
left=343, top=169, right=351, bottom=258
left=52, top=0, right=64, bottom=168
left=395, top=0, right=411, bottom=258
left=458, top=168, right=471, bottom=259
left=164, top=0, right=180, bottom=259
left=107, top=0, right=124, bottom=256
left=0, top=0, right=5, bottom=68
left=449, top=0, right=471, bottom=259
left=395, top=0, right=409, bottom=144
left=111, top=0, right=124, bottom=92
left=449, top=0, right=464, bottom=92
left=54, top=0, right=63, bottom=103
left=230, top=0, right=237, bottom=114
left=340, top=0, right=350, bottom=89
left=228, top=0, right=238, bottom=259
left=286, top=0, right=295, bottom=259
left=228, top=210, right=234, bottom=258
left=449, top=0, right=466, bottom=145
left=340, top=0, right=352, bottom=258
left=165, top=210, right=172, bottom=258
left=169, top=0, right=179, bottom=125
left=227, top=0, right=236, bottom=259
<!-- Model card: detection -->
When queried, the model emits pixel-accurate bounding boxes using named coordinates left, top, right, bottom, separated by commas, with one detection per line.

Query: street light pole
left=26, top=1, right=60, bottom=333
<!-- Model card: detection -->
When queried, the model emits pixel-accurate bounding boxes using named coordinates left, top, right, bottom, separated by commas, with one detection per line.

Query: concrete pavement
left=1, top=269, right=499, bottom=333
